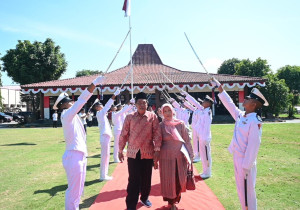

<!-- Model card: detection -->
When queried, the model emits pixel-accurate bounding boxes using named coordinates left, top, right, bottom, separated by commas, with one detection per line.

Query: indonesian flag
left=122, top=0, right=131, bottom=17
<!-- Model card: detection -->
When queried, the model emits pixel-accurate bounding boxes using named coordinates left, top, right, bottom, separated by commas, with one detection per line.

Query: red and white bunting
left=21, top=82, right=266, bottom=94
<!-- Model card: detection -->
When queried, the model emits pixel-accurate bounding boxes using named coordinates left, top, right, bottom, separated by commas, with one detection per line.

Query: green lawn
left=278, top=113, right=300, bottom=118
left=0, top=123, right=299, bottom=209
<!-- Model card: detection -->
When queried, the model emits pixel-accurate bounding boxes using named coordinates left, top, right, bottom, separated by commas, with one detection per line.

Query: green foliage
left=259, top=74, right=290, bottom=116
left=276, top=65, right=300, bottom=92
left=76, top=69, right=102, bottom=77
left=235, top=57, right=271, bottom=77
left=217, top=58, right=241, bottom=75
left=218, top=57, right=271, bottom=77
left=276, top=65, right=300, bottom=117
left=1, top=38, right=67, bottom=85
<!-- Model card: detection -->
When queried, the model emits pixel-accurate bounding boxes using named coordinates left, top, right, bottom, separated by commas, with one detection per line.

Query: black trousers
left=126, top=150, right=153, bottom=209
left=53, top=121, right=57, bottom=128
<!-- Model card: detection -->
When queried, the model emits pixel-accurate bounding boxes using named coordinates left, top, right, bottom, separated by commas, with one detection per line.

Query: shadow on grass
left=80, top=194, right=99, bottom=209
left=87, top=153, right=113, bottom=159
left=1, top=142, right=37, bottom=146
left=87, top=154, right=100, bottom=159
left=34, top=179, right=99, bottom=197
left=34, top=184, right=67, bottom=197
left=87, top=164, right=99, bottom=171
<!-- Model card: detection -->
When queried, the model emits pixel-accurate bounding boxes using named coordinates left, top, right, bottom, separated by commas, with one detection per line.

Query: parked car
left=295, top=106, right=300, bottom=114
left=18, top=112, right=34, bottom=123
left=0, top=112, right=13, bottom=123
left=5, top=112, right=25, bottom=123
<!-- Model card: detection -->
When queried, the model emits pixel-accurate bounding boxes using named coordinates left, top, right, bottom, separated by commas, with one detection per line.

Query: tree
left=1, top=38, right=67, bottom=85
left=276, top=65, right=300, bottom=117
left=217, top=58, right=241, bottom=75
left=235, top=57, right=271, bottom=77
left=277, top=65, right=300, bottom=93
left=0, top=59, right=3, bottom=112
left=76, top=69, right=102, bottom=77
left=259, top=74, right=290, bottom=117
left=1, top=38, right=67, bottom=118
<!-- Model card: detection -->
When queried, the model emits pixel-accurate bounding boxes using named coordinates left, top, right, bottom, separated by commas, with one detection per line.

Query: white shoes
left=114, top=160, right=121, bottom=163
left=200, top=173, right=211, bottom=179
left=99, top=176, right=113, bottom=181
left=193, top=157, right=201, bottom=163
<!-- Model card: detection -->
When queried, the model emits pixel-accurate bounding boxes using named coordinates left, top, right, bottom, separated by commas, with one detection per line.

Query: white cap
left=246, top=88, right=269, bottom=106
left=197, top=98, right=203, bottom=103
left=53, top=92, right=72, bottom=110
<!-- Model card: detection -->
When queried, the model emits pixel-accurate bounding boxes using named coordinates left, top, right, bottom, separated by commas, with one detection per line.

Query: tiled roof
left=21, top=44, right=266, bottom=89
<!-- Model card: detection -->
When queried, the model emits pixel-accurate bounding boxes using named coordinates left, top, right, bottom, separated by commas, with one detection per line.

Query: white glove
left=177, top=95, right=184, bottom=101
left=92, top=76, right=105, bottom=86
left=169, top=98, right=175, bottom=103
left=181, top=91, right=188, bottom=96
left=210, top=77, right=221, bottom=88
left=113, top=88, right=121, bottom=96
left=243, top=168, right=250, bottom=178
left=130, top=98, right=135, bottom=104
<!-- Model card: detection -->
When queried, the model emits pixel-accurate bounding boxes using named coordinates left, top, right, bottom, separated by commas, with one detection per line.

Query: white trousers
left=199, top=140, right=212, bottom=175
left=233, top=154, right=257, bottom=210
left=100, top=134, right=111, bottom=179
left=192, top=128, right=200, bottom=158
left=113, top=129, right=121, bottom=162
left=62, top=150, right=87, bottom=210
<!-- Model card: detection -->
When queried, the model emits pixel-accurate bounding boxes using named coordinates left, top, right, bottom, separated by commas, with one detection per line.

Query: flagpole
left=129, top=17, right=133, bottom=99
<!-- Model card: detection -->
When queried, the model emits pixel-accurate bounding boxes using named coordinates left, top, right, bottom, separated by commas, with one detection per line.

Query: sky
left=0, top=0, right=299, bottom=85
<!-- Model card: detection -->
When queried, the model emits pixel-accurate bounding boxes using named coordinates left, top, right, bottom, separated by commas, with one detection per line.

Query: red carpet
left=90, top=160, right=224, bottom=210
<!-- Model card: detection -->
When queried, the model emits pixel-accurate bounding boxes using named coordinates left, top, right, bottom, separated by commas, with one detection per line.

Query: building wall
left=0, top=86, right=26, bottom=111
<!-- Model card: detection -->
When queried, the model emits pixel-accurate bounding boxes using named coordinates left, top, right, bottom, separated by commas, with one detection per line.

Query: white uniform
left=52, top=113, right=58, bottom=121
left=111, top=104, right=133, bottom=162
left=219, top=90, right=262, bottom=210
left=78, top=113, right=87, bottom=125
left=60, top=89, right=92, bottom=210
left=181, top=108, right=190, bottom=125
left=185, top=94, right=212, bottom=174
left=171, top=100, right=189, bottom=125
left=185, top=94, right=203, bottom=161
left=198, top=107, right=212, bottom=176
left=96, top=98, right=114, bottom=179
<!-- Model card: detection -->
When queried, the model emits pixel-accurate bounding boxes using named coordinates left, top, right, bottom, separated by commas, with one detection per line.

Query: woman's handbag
left=186, top=163, right=196, bottom=190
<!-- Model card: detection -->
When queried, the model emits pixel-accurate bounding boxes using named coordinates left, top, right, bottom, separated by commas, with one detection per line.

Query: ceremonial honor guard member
left=78, top=108, right=87, bottom=133
left=53, top=75, right=105, bottom=210
left=94, top=88, right=121, bottom=181
left=211, top=77, right=268, bottom=210
left=169, top=98, right=190, bottom=126
left=118, top=92, right=162, bottom=210
left=112, top=100, right=134, bottom=163
left=182, top=93, right=203, bottom=162
left=182, top=91, right=213, bottom=179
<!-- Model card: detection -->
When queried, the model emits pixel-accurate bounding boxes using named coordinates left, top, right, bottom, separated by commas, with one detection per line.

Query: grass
left=278, top=113, right=300, bottom=118
left=0, top=123, right=299, bottom=209
left=196, top=123, right=300, bottom=210
left=0, top=127, right=117, bottom=210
